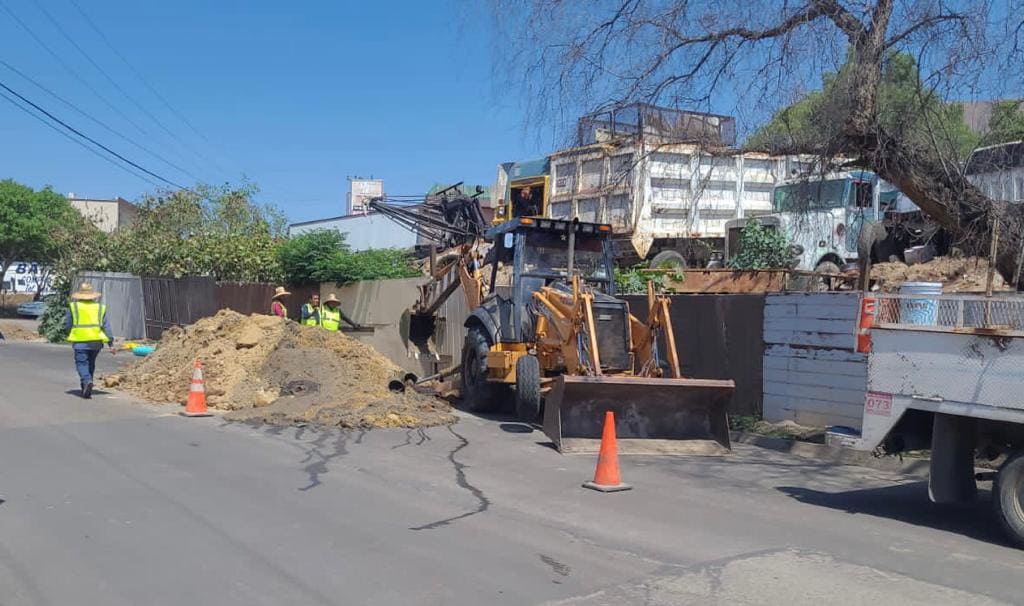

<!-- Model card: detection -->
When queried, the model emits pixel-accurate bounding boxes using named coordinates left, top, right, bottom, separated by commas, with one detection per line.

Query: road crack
left=409, top=425, right=489, bottom=530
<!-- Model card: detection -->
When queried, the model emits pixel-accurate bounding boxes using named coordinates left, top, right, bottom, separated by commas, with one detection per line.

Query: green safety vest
left=321, top=306, right=341, bottom=331
left=302, top=303, right=319, bottom=326
left=68, top=301, right=109, bottom=343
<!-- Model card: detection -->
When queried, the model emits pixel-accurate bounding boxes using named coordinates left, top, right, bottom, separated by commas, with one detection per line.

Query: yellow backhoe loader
left=405, top=216, right=735, bottom=455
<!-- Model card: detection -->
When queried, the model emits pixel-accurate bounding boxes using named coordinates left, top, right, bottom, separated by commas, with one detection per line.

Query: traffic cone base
left=582, top=410, right=633, bottom=493
left=582, top=479, right=632, bottom=492
left=182, top=359, right=213, bottom=417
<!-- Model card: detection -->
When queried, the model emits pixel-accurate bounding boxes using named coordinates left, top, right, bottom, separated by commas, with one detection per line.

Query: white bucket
left=899, top=281, right=942, bottom=325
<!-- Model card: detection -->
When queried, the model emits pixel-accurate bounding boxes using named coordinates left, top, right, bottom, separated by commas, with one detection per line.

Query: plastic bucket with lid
left=899, top=281, right=942, bottom=325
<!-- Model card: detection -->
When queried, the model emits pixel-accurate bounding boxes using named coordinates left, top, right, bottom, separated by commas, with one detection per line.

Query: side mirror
left=475, top=185, right=484, bottom=194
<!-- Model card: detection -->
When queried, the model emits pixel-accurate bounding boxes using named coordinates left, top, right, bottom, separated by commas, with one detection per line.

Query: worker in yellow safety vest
left=63, top=282, right=115, bottom=399
left=301, top=293, right=321, bottom=326
left=320, top=293, right=361, bottom=332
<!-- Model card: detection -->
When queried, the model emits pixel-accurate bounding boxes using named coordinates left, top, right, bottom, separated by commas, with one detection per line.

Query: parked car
left=16, top=300, right=48, bottom=317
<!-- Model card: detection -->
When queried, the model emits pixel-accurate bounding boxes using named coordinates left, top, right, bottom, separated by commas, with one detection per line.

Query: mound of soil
left=108, top=310, right=454, bottom=429
left=871, top=256, right=1011, bottom=293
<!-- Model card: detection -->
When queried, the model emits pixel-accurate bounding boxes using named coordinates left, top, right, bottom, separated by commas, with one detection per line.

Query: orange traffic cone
left=182, top=359, right=213, bottom=417
left=582, top=411, right=632, bottom=492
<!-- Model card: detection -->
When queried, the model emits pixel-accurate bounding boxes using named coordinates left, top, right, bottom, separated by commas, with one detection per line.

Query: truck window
left=772, top=180, right=849, bottom=212
left=852, top=181, right=873, bottom=208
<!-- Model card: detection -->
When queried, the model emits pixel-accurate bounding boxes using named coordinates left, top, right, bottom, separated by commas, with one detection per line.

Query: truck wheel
left=460, top=326, right=503, bottom=413
left=514, top=355, right=541, bottom=423
left=649, top=250, right=687, bottom=270
left=813, top=260, right=842, bottom=291
left=994, top=451, right=1024, bottom=548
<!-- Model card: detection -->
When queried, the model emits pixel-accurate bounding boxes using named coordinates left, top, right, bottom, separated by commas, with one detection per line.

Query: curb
left=730, top=431, right=930, bottom=478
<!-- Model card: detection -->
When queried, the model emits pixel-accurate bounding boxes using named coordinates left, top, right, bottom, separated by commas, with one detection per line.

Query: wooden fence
left=761, top=292, right=867, bottom=429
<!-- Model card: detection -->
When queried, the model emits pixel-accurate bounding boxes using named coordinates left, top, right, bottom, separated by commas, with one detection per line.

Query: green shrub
left=727, top=221, right=791, bottom=270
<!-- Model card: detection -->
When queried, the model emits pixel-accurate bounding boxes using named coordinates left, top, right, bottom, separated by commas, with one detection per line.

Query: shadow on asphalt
left=499, top=423, right=534, bottom=434
left=777, top=483, right=1012, bottom=547
left=62, top=389, right=112, bottom=398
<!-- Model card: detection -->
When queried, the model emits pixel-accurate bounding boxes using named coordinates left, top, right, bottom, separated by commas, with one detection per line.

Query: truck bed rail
left=873, top=292, right=1024, bottom=336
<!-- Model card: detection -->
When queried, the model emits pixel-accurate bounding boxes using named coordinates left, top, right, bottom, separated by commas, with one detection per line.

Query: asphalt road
left=0, top=340, right=1022, bottom=605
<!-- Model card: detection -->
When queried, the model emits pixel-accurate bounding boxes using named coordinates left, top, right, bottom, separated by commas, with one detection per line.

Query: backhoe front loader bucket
left=542, top=375, right=735, bottom=455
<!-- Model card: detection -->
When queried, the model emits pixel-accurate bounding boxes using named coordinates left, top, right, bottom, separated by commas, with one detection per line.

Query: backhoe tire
left=994, top=451, right=1024, bottom=548
left=514, top=355, right=542, bottom=423
left=460, top=326, right=503, bottom=413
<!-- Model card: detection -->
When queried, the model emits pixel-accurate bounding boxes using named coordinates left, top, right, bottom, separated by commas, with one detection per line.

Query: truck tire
left=813, top=260, right=842, bottom=291
left=994, top=451, right=1024, bottom=548
left=649, top=250, right=687, bottom=270
left=460, top=326, right=503, bottom=413
left=514, top=355, right=541, bottom=423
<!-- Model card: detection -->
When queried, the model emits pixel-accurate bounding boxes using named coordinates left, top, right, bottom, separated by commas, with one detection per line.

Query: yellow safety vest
left=302, top=303, right=319, bottom=326
left=68, top=301, right=109, bottom=343
left=321, top=306, right=341, bottom=331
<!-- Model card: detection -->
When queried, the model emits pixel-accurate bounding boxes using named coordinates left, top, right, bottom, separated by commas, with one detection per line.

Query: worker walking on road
left=270, top=286, right=291, bottom=319
left=301, top=293, right=321, bottom=326
left=320, top=293, right=361, bottom=332
left=63, top=283, right=115, bottom=399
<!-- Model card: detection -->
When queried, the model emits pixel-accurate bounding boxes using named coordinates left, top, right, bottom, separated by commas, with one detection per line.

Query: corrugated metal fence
left=142, top=277, right=217, bottom=340
left=762, top=292, right=867, bottom=429
left=75, top=272, right=146, bottom=340
left=625, top=294, right=764, bottom=417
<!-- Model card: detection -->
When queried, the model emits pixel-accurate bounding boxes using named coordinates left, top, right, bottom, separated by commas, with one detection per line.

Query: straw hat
left=271, top=286, right=292, bottom=300
left=323, top=293, right=341, bottom=306
left=71, top=282, right=102, bottom=300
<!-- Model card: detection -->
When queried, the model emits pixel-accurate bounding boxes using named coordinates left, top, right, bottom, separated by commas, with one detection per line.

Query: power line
left=67, top=0, right=217, bottom=150
left=29, top=0, right=219, bottom=179
left=0, top=88, right=160, bottom=188
left=0, top=78, right=186, bottom=189
left=0, top=0, right=151, bottom=138
left=0, top=59, right=203, bottom=182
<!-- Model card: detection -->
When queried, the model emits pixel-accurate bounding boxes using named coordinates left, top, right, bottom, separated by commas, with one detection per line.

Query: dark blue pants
left=73, top=348, right=100, bottom=386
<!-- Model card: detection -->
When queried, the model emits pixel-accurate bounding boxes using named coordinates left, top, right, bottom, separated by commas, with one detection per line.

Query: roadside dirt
left=871, top=256, right=1011, bottom=292
left=0, top=320, right=43, bottom=341
left=107, top=310, right=454, bottom=429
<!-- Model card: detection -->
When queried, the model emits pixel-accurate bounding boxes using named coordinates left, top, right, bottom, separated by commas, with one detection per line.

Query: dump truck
left=491, top=104, right=829, bottom=268
left=849, top=291, right=1024, bottom=546
left=403, top=215, right=735, bottom=455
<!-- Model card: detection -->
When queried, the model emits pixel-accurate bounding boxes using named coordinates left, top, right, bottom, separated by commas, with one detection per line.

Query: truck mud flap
left=542, top=375, right=735, bottom=455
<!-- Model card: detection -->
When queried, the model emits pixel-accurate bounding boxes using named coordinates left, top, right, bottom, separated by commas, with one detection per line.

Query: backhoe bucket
left=542, top=375, right=735, bottom=455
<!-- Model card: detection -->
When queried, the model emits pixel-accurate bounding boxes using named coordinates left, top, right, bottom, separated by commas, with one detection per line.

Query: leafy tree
left=0, top=179, right=81, bottom=292
left=327, top=248, right=422, bottom=284
left=102, top=183, right=284, bottom=281
left=984, top=101, right=1024, bottom=145
left=747, top=53, right=978, bottom=158
left=277, top=229, right=350, bottom=285
left=727, top=221, right=791, bottom=270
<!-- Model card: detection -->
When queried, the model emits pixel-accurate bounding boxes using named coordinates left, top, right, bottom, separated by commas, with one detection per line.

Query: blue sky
left=0, top=0, right=547, bottom=222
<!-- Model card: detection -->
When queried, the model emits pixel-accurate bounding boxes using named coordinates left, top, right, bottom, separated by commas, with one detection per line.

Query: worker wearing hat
left=270, top=286, right=291, bottom=319
left=63, top=282, right=115, bottom=399
left=320, top=293, right=361, bottom=332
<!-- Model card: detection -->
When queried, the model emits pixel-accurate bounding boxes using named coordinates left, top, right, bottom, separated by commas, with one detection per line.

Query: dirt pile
left=871, top=256, right=1011, bottom=292
left=109, top=310, right=454, bottom=429
left=0, top=321, right=43, bottom=341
